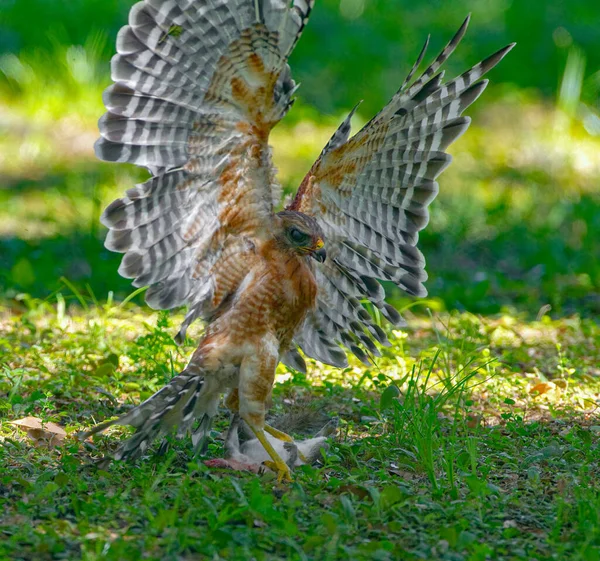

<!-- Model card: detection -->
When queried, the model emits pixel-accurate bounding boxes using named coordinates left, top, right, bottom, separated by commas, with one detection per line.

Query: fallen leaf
left=338, top=484, right=370, bottom=500
left=388, top=468, right=415, bottom=480
left=556, top=477, right=569, bottom=495
left=11, top=416, right=66, bottom=447
left=529, top=382, right=555, bottom=396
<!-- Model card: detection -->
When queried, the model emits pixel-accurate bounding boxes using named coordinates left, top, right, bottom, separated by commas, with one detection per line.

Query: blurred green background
left=1, top=0, right=599, bottom=317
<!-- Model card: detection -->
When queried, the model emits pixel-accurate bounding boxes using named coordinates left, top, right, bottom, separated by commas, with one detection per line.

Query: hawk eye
left=289, top=227, right=307, bottom=243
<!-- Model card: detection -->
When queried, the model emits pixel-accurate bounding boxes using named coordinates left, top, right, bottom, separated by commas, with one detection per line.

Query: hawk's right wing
left=96, top=0, right=313, bottom=335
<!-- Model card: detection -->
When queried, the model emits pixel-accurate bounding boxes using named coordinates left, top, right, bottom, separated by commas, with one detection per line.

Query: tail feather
left=81, top=368, right=208, bottom=460
left=191, top=414, right=214, bottom=454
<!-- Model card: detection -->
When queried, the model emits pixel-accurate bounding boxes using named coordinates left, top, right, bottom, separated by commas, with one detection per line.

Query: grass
left=1, top=300, right=600, bottom=560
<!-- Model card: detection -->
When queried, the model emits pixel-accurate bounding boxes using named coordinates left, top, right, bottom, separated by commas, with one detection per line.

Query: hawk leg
left=264, top=424, right=293, bottom=442
left=238, top=338, right=292, bottom=482
left=227, top=387, right=308, bottom=466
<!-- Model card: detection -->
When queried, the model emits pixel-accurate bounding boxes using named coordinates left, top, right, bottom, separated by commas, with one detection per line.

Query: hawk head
left=275, top=210, right=326, bottom=263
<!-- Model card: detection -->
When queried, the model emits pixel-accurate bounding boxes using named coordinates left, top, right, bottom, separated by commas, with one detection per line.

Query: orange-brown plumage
left=200, top=226, right=318, bottom=357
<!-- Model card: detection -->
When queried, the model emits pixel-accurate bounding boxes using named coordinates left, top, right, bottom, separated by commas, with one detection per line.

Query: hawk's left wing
left=287, top=17, right=514, bottom=368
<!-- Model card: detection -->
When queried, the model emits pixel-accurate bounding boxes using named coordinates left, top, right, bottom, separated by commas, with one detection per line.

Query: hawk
left=84, top=0, right=513, bottom=481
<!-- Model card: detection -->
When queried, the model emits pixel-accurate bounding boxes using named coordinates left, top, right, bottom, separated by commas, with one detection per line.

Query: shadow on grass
left=420, top=190, right=600, bottom=316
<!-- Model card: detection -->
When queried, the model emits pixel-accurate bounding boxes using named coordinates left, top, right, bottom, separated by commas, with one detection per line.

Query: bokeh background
left=1, top=0, right=599, bottom=317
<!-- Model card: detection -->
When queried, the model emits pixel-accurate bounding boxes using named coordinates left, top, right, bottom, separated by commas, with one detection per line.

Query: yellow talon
left=264, top=423, right=294, bottom=442
left=246, top=423, right=293, bottom=482
left=263, top=460, right=292, bottom=482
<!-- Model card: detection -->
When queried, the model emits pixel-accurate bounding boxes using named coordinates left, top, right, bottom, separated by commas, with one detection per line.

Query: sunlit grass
left=0, top=32, right=108, bottom=123
left=2, top=300, right=600, bottom=559
left=2, top=299, right=598, bottom=424
left=2, top=94, right=600, bottom=233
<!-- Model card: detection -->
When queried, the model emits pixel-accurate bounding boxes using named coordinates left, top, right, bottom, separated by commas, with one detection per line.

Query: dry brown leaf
left=338, top=484, right=371, bottom=500
left=388, top=468, right=415, bottom=480
left=529, top=382, right=555, bottom=396
left=11, top=416, right=67, bottom=447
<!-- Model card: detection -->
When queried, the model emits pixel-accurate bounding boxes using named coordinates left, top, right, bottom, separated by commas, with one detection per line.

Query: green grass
left=2, top=300, right=600, bottom=560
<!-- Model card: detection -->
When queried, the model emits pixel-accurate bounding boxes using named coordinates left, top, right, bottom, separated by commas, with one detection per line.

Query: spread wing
left=97, top=0, right=313, bottom=334
left=287, top=16, right=515, bottom=368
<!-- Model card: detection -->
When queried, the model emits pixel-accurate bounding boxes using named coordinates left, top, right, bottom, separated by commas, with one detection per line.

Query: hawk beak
left=311, top=240, right=327, bottom=263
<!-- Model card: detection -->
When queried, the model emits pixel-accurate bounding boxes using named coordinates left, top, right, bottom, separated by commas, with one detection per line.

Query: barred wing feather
left=97, top=0, right=314, bottom=326
left=288, top=16, right=514, bottom=367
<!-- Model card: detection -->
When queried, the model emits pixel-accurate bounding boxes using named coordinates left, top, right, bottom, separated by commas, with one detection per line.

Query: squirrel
left=205, top=409, right=338, bottom=474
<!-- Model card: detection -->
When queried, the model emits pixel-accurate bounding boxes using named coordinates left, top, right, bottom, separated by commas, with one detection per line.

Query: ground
left=1, top=302, right=600, bottom=560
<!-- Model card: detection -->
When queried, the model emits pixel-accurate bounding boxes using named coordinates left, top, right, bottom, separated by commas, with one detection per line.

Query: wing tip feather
left=479, top=43, right=516, bottom=75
